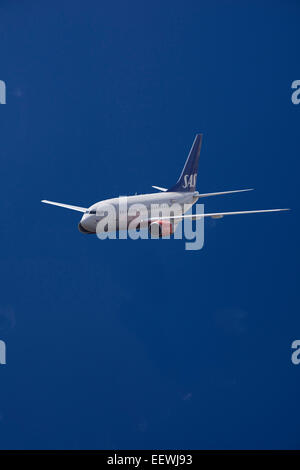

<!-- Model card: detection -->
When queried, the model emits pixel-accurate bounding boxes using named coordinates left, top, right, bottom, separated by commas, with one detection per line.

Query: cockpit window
left=89, top=210, right=96, bottom=214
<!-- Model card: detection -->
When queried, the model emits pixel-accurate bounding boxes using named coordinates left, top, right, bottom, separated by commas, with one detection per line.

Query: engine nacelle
left=148, top=220, right=174, bottom=238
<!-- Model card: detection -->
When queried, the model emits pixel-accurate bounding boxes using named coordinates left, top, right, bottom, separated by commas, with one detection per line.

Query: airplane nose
left=78, top=222, right=88, bottom=233
left=78, top=221, right=94, bottom=234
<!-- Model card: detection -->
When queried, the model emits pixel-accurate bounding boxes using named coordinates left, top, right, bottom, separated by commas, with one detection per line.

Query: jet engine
left=148, top=220, right=174, bottom=238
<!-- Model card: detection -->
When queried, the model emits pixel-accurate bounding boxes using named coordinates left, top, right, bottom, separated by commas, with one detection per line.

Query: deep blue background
left=0, top=0, right=299, bottom=450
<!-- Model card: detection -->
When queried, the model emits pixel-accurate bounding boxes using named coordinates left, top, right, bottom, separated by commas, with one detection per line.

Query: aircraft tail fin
left=168, top=134, right=203, bottom=192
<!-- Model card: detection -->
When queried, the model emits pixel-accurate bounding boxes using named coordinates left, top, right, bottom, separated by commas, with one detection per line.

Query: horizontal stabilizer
left=198, top=188, right=254, bottom=198
left=41, top=200, right=87, bottom=212
left=152, top=186, right=168, bottom=192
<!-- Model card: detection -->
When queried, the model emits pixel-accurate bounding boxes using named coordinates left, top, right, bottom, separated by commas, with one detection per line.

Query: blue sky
left=0, top=0, right=299, bottom=449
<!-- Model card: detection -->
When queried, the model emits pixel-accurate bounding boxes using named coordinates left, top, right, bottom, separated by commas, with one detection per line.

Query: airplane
left=41, top=134, right=289, bottom=237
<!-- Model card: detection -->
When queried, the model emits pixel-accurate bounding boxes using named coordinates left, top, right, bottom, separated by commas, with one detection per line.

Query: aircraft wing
left=41, top=200, right=87, bottom=212
left=147, top=208, right=290, bottom=222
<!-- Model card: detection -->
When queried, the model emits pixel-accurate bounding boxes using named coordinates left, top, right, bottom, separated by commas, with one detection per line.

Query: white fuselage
left=78, top=191, right=199, bottom=234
